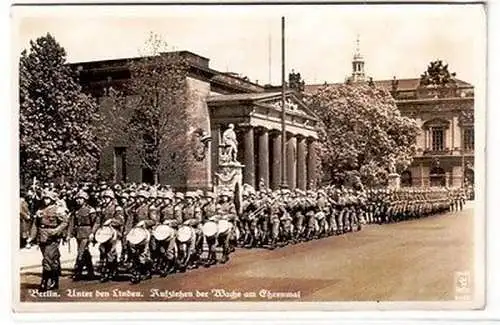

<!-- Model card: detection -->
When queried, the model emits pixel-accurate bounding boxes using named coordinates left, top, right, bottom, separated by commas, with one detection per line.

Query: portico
left=208, top=91, right=320, bottom=190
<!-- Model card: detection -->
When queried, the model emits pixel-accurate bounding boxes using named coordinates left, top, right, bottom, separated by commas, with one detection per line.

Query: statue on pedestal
left=387, top=156, right=400, bottom=190
left=221, top=123, right=238, bottom=163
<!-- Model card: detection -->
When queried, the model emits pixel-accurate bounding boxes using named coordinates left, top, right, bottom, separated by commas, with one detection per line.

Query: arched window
left=401, top=170, right=412, bottom=187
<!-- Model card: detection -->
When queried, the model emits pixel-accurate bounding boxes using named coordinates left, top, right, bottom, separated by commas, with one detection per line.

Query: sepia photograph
left=11, top=2, right=486, bottom=312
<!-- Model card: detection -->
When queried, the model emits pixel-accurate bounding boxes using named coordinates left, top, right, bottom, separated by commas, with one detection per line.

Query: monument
left=387, top=157, right=401, bottom=190
left=214, top=124, right=244, bottom=211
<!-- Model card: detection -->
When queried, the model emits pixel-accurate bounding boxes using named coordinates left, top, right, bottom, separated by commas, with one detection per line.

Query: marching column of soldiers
left=20, top=181, right=467, bottom=291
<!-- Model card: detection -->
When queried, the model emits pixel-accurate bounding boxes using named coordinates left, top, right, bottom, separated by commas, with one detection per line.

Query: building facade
left=305, top=39, right=475, bottom=188
left=72, top=51, right=320, bottom=190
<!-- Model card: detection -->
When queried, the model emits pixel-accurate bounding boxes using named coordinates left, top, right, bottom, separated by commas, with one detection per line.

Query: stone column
left=306, top=138, right=317, bottom=189
left=243, top=126, right=255, bottom=188
left=296, top=135, right=307, bottom=190
left=257, top=127, right=269, bottom=189
left=286, top=133, right=297, bottom=189
left=271, top=131, right=282, bottom=190
left=210, top=123, right=221, bottom=178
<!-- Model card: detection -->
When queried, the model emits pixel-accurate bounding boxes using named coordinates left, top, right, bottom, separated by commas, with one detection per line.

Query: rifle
left=247, top=198, right=277, bottom=220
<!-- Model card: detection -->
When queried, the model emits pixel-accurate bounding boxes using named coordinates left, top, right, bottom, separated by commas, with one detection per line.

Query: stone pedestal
left=214, top=161, right=244, bottom=213
left=388, top=173, right=401, bottom=190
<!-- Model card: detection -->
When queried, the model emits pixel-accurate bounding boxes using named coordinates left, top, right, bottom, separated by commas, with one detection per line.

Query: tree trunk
left=153, top=172, right=159, bottom=185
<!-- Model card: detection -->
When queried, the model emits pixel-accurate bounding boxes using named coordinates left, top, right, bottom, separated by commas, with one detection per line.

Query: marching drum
left=177, top=226, right=193, bottom=243
left=95, top=226, right=117, bottom=244
left=217, top=219, right=231, bottom=235
left=152, top=224, right=175, bottom=241
left=202, top=221, right=218, bottom=238
left=126, top=227, right=150, bottom=246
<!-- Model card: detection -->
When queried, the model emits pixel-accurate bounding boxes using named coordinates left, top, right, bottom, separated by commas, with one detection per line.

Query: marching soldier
left=182, top=192, right=203, bottom=268
left=156, top=190, right=180, bottom=276
left=67, top=190, right=96, bottom=281
left=27, top=190, right=69, bottom=292
left=216, top=191, right=238, bottom=261
left=91, top=189, right=124, bottom=283
left=126, top=190, right=158, bottom=284
left=201, top=191, right=218, bottom=266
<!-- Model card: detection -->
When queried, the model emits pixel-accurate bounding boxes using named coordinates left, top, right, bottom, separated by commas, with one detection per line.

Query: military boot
left=71, top=260, right=82, bottom=282
left=46, top=270, right=59, bottom=291
left=84, top=254, right=95, bottom=280
left=38, top=270, right=49, bottom=292
left=142, top=262, right=152, bottom=281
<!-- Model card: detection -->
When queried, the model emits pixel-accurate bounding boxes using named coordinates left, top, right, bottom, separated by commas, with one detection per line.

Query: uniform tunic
left=67, top=203, right=96, bottom=266
left=30, top=204, right=69, bottom=272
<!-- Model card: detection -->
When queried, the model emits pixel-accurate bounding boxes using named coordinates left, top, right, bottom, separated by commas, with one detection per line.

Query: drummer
left=126, top=190, right=158, bottom=284
left=216, top=190, right=237, bottom=263
left=181, top=192, right=203, bottom=269
left=155, top=190, right=178, bottom=277
left=201, top=191, right=218, bottom=266
left=91, top=189, right=124, bottom=283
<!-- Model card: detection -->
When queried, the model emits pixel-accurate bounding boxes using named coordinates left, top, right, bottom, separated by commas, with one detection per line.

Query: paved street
left=20, top=204, right=474, bottom=302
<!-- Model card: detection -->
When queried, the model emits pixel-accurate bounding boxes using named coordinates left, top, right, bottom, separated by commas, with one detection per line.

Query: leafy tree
left=305, top=84, right=420, bottom=187
left=106, top=33, right=190, bottom=185
left=19, top=33, right=106, bottom=184
left=420, top=60, right=457, bottom=87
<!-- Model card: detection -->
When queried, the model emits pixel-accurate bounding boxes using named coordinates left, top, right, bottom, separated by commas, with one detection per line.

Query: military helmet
left=137, top=190, right=150, bottom=199
left=164, top=191, right=175, bottom=201
left=185, top=191, right=196, bottom=199
left=175, top=192, right=184, bottom=200
left=42, top=190, right=58, bottom=201
left=75, top=190, right=89, bottom=200
left=102, top=189, right=115, bottom=199
left=204, top=191, right=216, bottom=199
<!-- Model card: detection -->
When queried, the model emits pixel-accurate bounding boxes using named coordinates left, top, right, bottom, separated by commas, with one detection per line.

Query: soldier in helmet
left=67, top=190, right=96, bottom=281
left=91, top=189, right=124, bottom=283
left=240, top=190, right=258, bottom=248
left=182, top=192, right=203, bottom=268
left=216, top=190, right=237, bottom=261
left=201, top=191, right=218, bottom=266
left=126, top=190, right=158, bottom=284
left=267, top=190, right=286, bottom=249
left=316, top=190, right=331, bottom=237
left=27, top=190, right=69, bottom=292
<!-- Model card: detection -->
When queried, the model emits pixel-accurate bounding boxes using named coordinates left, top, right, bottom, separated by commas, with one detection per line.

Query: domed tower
left=351, top=35, right=366, bottom=82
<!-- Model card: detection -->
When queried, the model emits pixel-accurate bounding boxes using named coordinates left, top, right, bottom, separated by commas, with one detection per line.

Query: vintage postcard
left=11, top=2, right=486, bottom=313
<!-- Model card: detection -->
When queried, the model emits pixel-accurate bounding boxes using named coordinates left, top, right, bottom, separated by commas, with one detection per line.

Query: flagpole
left=280, top=16, right=288, bottom=189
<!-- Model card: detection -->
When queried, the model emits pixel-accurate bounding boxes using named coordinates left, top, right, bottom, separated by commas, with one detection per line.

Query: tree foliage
left=305, top=84, right=420, bottom=187
left=19, top=33, right=106, bottom=184
left=106, top=33, right=190, bottom=184
left=420, top=60, right=457, bottom=87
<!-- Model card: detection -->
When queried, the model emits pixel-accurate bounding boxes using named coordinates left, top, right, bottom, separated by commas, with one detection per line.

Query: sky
left=13, top=4, right=486, bottom=86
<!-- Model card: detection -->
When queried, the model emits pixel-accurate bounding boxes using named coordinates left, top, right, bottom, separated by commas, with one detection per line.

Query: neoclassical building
left=305, top=40, right=475, bottom=188
left=72, top=51, right=320, bottom=191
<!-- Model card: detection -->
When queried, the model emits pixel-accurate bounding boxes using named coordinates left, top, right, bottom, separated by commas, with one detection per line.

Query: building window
left=113, top=147, right=127, bottom=183
left=431, top=127, right=445, bottom=151
left=463, top=127, right=474, bottom=151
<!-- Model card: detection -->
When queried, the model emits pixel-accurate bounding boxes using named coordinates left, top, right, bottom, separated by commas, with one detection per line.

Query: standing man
left=27, top=190, right=69, bottom=292
left=20, top=190, right=31, bottom=249
left=67, top=190, right=96, bottom=281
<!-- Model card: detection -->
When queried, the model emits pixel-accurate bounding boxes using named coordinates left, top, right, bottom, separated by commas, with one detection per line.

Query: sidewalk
left=19, top=238, right=100, bottom=273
